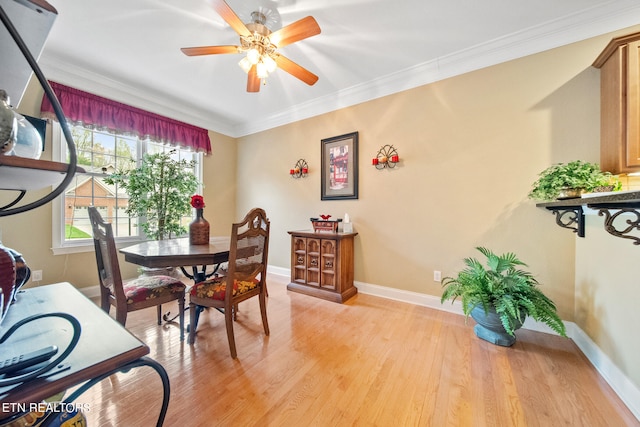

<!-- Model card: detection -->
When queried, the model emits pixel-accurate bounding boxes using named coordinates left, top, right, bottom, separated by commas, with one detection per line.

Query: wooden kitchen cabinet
left=593, top=32, right=640, bottom=174
left=287, top=230, right=358, bottom=303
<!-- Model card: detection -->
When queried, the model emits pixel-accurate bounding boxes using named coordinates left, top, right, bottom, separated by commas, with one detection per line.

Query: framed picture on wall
left=321, top=131, right=359, bottom=200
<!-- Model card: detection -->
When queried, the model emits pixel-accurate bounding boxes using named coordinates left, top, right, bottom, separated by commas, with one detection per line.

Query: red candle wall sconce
left=290, top=159, right=309, bottom=178
left=372, top=145, right=399, bottom=169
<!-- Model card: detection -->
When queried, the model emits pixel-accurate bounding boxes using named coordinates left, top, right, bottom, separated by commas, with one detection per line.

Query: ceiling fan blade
left=269, top=16, right=321, bottom=48
left=247, top=65, right=261, bottom=92
left=275, top=55, right=319, bottom=86
left=210, top=0, right=251, bottom=37
left=181, top=45, right=239, bottom=56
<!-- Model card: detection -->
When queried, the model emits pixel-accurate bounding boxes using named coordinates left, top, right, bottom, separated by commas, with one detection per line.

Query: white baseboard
left=569, top=324, right=640, bottom=421
left=267, top=265, right=290, bottom=278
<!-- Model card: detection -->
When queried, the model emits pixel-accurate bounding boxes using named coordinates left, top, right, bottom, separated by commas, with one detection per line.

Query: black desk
left=0, top=282, right=169, bottom=426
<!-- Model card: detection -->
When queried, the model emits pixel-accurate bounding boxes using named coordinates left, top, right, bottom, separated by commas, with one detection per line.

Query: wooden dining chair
left=88, top=206, right=186, bottom=340
left=188, top=208, right=270, bottom=358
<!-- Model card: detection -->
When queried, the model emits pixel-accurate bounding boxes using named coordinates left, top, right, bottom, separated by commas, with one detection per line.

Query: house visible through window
left=42, top=82, right=209, bottom=254
left=53, top=123, right=202, bottom=252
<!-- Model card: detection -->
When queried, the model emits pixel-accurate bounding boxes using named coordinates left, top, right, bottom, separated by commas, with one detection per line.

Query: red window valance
left=40, top=81, right=211, bottom=154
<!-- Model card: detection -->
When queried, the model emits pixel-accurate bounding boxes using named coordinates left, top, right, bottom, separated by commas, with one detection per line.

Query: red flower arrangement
left=190, top=194, right=205, bottom=209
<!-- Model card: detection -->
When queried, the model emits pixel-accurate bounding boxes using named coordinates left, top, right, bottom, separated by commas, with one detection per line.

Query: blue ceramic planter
left=470, top=305, right=524, bottom=347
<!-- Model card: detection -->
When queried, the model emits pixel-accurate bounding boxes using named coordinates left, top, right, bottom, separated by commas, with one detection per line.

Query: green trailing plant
left=104, top=150, right=199, bottom=240
left=440, top=247, right=567, bottom=337
left=528, top=160, right=621, bottom=201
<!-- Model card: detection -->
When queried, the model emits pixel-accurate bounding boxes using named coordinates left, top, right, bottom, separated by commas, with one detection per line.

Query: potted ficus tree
left=104, top=149, right=199, bottom=240
left=528, top=160, right=621, bottom=201
left=440, top=247, right=567, bottom=346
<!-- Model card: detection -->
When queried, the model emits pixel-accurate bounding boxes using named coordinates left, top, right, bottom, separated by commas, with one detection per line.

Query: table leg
left=162, top=264, right=221, bottom=324
left=180, top=264, right=221, bottom=336
left=179, top=264, right=220, bottom=283
left=188, top=305, right=206, bottom=336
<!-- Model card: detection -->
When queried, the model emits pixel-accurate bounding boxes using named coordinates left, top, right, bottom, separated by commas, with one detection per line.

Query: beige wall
left=234, top=27, right=640, bottom=393
left=201, top=131, right=237, bottom=237
left=576, top=215, right=640, bottom=389
left=236, top=33, right=613, bottom=320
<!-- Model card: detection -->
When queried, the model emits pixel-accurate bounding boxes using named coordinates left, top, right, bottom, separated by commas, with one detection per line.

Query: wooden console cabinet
left=287, top=230, right=358, bottom=303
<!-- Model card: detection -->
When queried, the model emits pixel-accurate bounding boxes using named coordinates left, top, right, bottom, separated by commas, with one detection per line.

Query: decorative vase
left=470, top=305, right=524, bottom=347
left=0, top=90, right=42, bottom=159
left=0, top=244, right=16, bottom=324
left=189, top=208, right=210, bottom=245
left=13, top=112, right=43, bottom=159
left=0, top=90, right=17, bottom=155
left=6, top=247, right=30, bottom=303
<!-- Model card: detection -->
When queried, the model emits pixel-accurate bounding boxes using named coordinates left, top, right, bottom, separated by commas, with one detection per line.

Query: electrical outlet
left=433, top=270, right=442, bottom=282
left=32, top=270, right=43, bottom=282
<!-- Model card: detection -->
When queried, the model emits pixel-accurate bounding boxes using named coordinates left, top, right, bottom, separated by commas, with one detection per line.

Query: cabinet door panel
left=596, top=33, right=640, bottom=174
left=292, top=237, right=306, bottom=284
left=627, top=41, right=640, bottom=168
left=599, top=48, right=625, bottom=174
left=306, top=238, right=320, bottom=286
left=320, top=239, right=337, bottom=290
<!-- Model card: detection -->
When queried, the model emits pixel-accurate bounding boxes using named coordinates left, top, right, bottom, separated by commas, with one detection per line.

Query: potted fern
left=441, top=247, right=566, bottom=346
left=528, top=160, right=620, bottom=201
left=104, top=150, right=199, bottom=240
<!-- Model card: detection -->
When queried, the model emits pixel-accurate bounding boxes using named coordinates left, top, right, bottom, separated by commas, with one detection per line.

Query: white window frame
left=51, top=121, right=203, bottom=255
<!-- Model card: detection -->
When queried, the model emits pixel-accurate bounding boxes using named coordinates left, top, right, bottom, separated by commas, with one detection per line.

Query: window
left=52, top=123, right=202, bottom=254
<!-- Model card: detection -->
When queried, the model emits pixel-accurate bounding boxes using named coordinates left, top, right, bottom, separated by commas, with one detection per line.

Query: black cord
left=0, top=190, right=26, bottom=210
left=0, top=312, right=81, bottom=386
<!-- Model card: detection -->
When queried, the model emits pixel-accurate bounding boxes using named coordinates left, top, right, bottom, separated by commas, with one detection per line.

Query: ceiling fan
left=181, top=0, right=321, bottom=92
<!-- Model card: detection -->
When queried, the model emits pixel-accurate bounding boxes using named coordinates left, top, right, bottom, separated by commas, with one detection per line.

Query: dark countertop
left=536, top=190, right=640, bottom=208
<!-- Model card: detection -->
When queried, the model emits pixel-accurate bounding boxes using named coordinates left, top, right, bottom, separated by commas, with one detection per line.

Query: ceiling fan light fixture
left=238, top=56, right=253, bottom=73
left=263, top=55, right=277, bottom=73
left=256, top=61, right=269, bottom=79
left=247, top=48, right=261, bottom=64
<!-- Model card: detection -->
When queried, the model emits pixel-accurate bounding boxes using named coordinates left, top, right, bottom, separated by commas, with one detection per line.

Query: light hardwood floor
left=77, top=274, right=638, bottom=426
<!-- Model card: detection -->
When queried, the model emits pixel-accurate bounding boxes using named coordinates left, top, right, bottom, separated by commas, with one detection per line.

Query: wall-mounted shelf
left=0, top=156, right=84, bottom=191
left=536, top=191, right=640, bottom=245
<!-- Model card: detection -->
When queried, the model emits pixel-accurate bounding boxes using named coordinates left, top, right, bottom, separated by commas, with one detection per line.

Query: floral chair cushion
left=190, top=276, right=258, bottom=300
left=123, top=275, right=186, bottom=305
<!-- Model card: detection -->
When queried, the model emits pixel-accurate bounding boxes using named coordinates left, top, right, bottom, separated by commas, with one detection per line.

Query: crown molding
left=233, top=1, right=640, bottom=137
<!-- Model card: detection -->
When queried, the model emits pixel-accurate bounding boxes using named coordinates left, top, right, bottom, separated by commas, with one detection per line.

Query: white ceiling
left=38, top=0, right=640, bottom=137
